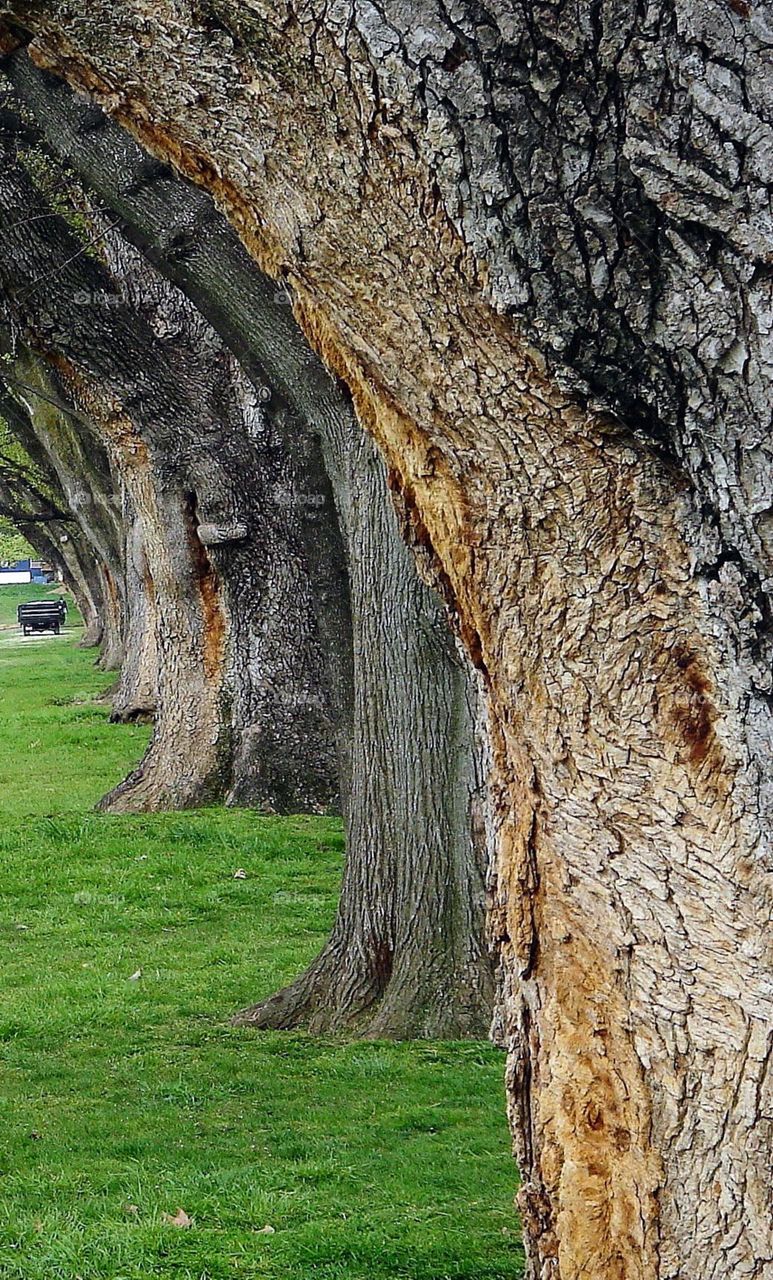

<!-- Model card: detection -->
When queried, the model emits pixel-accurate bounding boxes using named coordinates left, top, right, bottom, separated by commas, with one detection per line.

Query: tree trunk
left=99, top=222, right=339, bottom=813
left=6, top=51, right=356, bottom=790
left=9, top=60, right=497, bottom=1039
left=8, top=5, right=771, bottom=1274
left=110, top=488, right=157, bottom=722
left=235, top=432, right=494, bottom=1037
left=101, top=459, right=233, bottom=811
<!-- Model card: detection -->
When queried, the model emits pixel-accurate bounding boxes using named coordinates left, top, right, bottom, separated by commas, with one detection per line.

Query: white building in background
left=0, top=559, right=52, bottom=585
left=0, top=566, right=31, bottom=585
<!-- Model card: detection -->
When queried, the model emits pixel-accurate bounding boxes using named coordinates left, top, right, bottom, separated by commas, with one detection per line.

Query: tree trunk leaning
left=4, top=12, right=770, bottom=1271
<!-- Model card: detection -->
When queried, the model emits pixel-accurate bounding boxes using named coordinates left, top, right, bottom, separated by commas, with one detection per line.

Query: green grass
left=0, top=583, right=151, bottom=814
left=0, top=611, right=522, bottom=1278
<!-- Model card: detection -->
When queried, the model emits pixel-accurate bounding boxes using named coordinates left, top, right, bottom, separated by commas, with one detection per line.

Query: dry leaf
left=255, top=1224, right=275, bottom=1235
left=128, top=969, right=142, bottom=981
left=163, top=1207, right=192, bottom=1228
left=233, top=868, right=247, bottom=879
left=123, top=1203, right=140, bottom=1217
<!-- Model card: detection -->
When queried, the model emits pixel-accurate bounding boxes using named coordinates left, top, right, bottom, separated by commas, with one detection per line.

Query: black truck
left=17, top=598, right=67, bottom=636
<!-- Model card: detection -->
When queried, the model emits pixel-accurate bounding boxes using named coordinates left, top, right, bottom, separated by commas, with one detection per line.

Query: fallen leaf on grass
left=163, top=1208, right=193, bottom=1228
left=123, top=1203, right=140, bottom=1217
left=255, top=1224, right=275, bottom=1235
left=128, top=969, right=142, bottom=981
left=232, top=868, right=247, bottom=880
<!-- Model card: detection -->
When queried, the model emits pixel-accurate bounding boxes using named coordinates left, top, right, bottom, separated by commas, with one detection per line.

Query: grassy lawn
left=0, top=594, right=522, bottom=1280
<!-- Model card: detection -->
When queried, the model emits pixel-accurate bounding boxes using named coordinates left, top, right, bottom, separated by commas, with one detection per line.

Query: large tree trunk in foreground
left=9, top=62, right=496, bottom=1039
left=8, top=5, right=771, bottom=1274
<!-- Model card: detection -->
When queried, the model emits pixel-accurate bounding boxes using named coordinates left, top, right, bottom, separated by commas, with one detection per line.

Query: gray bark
left=96, top=222, right=339, bottom=813
left=235, top=435, right=495, bottom=1037
left=4, top=4, right=769, bottom=1275
left=110, top=486, right=157, bottom=721
left=4, top=50, right=356, bottom=786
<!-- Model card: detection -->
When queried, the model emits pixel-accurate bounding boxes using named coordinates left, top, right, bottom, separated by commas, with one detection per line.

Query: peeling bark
left=4, top=4, right=770, bottom=1274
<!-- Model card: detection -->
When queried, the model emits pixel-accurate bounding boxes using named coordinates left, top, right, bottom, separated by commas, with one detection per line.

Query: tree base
left=96, top=756, right=225, bottom=813
left=232, top=937, right=494, bottom=1040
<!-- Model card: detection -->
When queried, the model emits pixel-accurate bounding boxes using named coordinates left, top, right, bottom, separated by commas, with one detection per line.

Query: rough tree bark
left=3, top=54, right=356, bottom=786
left=96, top=222, right=339, bottom=813
left=235, top=435, right=494, bottom=1038
left=6, top=60, right=496, bottom=1039
left=4, top=5, right=770, bottom=1276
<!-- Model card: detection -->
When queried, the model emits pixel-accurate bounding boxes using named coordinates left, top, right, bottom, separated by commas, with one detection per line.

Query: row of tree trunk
left=0, top=8, right=769, bottom=1275
left=0, top=400, right=106, bottom=645
left=0, top=64, right=495, bottom=1042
